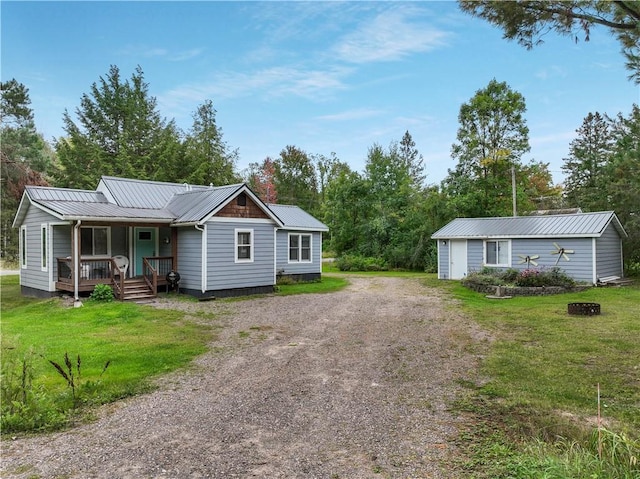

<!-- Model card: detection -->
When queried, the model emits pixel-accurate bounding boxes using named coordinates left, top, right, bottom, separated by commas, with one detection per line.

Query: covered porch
left=53, top=222, right=178, bottom=300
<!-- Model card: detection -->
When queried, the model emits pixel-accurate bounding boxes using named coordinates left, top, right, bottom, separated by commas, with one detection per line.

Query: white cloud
left=158, top=65, right=353, bottom=116
left=315, top=108, right=383, bottom=122
left=119, top=44, right=203, bottom=62
left=333, top=7, right=450, bottom=64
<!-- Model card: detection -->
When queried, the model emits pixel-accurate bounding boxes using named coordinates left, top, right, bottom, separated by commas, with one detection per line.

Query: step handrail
left=142, top=257, right=158, bottom=297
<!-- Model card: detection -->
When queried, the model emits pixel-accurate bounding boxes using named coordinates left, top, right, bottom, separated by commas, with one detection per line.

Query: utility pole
left=512, top=166, right=517, bottom=217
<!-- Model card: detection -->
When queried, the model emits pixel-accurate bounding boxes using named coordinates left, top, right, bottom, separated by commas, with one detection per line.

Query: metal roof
left=98, top=176, right=209, bottom=209
left=168, top=185, right=244, bottom=224
left=431, top=211, right=627, bottom=239
left=14, top=177, right=327, bottom=231
left=26, top=185, right=108, bottom=203
left=267, top=204, right=329, bottom=231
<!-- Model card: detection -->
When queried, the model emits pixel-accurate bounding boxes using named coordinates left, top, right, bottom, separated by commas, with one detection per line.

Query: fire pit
left=568, top=302, right=601, bottom=316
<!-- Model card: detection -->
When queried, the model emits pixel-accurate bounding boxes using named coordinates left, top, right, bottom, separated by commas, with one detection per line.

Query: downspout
left=73, top=220, right=83, bottom=307
left=195, top=224, right=206, bottom=293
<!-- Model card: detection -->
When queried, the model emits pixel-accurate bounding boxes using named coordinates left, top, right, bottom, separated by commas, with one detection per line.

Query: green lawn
left=438, top=278, right=640, bottom=478
left=1, top=275, right=214, bottom=433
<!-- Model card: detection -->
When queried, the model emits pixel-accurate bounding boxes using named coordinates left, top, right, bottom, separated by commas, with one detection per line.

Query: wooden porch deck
left=56, top=257, right=174, bottom=300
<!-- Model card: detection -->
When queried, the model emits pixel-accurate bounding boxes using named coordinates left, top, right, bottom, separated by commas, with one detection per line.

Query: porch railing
left=142, top=257, right=158, bottom=296
left=144, top=256, right=174, bottom=279
left=56, top=256, right=173, bottom=299
left=56, top=258, right=114, bottom=284
left=110, top=258, right=126, bottom=300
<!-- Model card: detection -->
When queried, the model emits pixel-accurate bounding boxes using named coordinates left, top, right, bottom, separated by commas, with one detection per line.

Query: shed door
left=450, top=240, right=467, bottom=279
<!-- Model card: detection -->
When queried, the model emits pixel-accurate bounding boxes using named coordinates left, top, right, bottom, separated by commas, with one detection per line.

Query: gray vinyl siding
left=158, top=227, right=172, bottom=257
left=467, top=240, right=484, bottom=272
left=438, top=241, right=449, bottom=279
left=596, top=223, right=623, bottom=279
left=176, top=227, right=203, bottom=291
left=206, top=221, right=275, bottom=290
left=20, top=205, right=59, bottom=292
left=275, top=230, right=322, bottom=275
left=509, top=238, right=594, bottom=282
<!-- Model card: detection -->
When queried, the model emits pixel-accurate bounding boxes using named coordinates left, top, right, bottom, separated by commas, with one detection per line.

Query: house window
left=81, top=227, right=110, bottom=256
left=20, top=226, right=27, bottom=268
left=289, top=233, right=312, bottom=262
left=235, top=229, right=253, bottom=262
left=485, top=240, right=510, bottom=267
left=41, top=224, right=48, bottom=271
left=237, top=193, right=247, bottom=207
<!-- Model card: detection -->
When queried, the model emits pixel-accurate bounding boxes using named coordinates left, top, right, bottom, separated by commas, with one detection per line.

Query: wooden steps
left=121, top=278, right=156, bottom=301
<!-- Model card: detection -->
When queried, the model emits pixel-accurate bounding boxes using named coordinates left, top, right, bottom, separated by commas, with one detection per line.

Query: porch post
left=73, top=220, right=82, bottom=305
left=171, top=227, right=178, bottom=271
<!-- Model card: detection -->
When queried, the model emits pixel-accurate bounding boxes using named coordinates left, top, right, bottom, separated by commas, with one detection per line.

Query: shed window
left=235, top=229, right=253, bottom=262
left=289, top=233, right=312, bottom=262
left=81, top=227, right=110, bottom=256
left=485, top=240, right=510, bottom=266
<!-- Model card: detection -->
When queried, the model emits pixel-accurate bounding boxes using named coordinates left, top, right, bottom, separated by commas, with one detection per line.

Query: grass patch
left=275, top=274, right=348, bottom=296
left=442, top=278, right=640, bottom=478
left=1, top=275, right=214, bottom=434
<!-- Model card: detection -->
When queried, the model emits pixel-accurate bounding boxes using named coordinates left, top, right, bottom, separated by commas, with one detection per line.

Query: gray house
left=12, top=176, right=328, bottom=300
left=431, top=211, right=627, bottom=284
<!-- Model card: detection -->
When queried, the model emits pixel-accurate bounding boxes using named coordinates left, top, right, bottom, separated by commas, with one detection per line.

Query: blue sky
left=3, top=1, right=639, bottom=185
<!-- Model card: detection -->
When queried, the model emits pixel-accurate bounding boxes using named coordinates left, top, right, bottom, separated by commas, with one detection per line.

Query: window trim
left=20, top=225, right=27, bottom=269
left=41, top=224, right=48, bottom=272
left=484, top=239, right=511, bottom=267
left=288, top=233, right=312, bottom=263
left=80, top=226, right=111, bottom=258
left=235, top=228, right=254, bottom=263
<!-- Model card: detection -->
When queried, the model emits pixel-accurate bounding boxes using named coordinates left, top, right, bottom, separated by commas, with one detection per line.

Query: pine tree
left=562, top=112, right=613, bottom=211
left=54, top=65, right=182, bottom=188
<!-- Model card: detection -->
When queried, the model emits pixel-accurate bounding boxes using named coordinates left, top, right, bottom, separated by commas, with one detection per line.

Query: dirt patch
left=1, top=275, right=489, bottom=478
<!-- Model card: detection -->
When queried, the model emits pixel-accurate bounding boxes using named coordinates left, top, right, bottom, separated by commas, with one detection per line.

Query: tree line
left=2, top=67, right=639, bottom=272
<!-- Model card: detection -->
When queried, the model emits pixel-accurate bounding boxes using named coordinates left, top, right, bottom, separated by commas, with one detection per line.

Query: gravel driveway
left=1, top=275, right=488, bottom=478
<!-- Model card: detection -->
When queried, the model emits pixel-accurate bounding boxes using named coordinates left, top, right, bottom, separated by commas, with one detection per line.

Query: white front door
left=450, top=240, right=467, bottom=279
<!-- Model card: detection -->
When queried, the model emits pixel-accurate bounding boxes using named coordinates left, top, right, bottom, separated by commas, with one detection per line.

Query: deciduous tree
left=274, top=145, right=318, bottom=213
left=1, top=79, right=54, bottom=260
left=444, top=79, right=530, bottom=217
left=606, top=105, right=640, bottom=265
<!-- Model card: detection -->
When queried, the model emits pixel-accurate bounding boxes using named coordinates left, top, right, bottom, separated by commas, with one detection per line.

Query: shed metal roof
left=268, top=204, right=329, bottom=231
left=431, top=211, right=627, bottom=239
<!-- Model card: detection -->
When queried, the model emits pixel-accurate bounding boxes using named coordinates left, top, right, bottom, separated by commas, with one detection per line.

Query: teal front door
left=134, top=227, right=157, bottom=276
